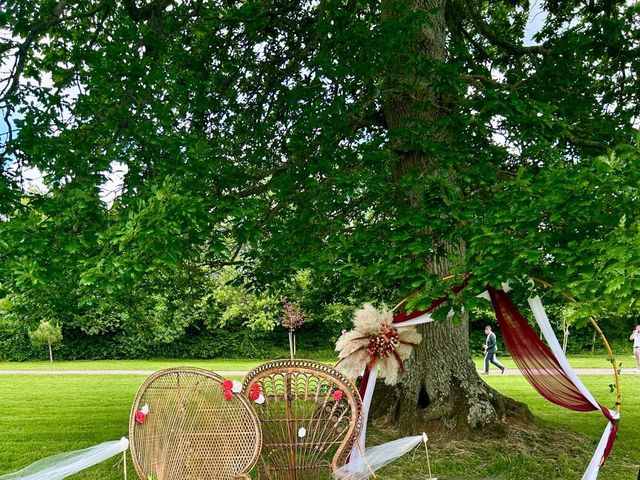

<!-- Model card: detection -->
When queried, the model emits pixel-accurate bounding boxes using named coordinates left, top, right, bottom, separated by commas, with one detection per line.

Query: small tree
left=29, top=321, right=63, bottom=363
left=280, top=301, right=306, bottom=359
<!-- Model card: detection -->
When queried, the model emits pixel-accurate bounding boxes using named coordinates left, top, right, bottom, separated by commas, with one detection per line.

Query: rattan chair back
left=243, top=359, right=362, bottom=480
left=130, top=367, right=262, bottom=480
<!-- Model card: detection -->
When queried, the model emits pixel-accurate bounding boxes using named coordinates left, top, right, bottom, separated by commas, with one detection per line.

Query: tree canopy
left=1, top=0, right=639, bottom=334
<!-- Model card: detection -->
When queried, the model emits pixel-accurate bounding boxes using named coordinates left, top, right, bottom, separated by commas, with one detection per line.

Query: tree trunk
left=372, top=313, right=531, bottom=434
left=372, top=0, right=531, bottom=435
left=48, top=342, right=53, bottom=364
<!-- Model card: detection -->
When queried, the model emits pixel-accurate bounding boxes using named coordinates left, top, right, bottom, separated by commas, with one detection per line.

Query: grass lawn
left=0, top=353, right=629, bottom=372
left=0, top=358, right=269, bottom=372
left=375, top=374, right=639, bottom=480
left=0, top=370, right=637, bottom=479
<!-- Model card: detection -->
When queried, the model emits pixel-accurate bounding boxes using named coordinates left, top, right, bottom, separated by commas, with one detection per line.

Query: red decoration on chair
left=249, top=384, right=261, bottom=401
left=221, top=379, right=235, bottom=401
left=135, top=411, right=146, bottom=424
left=221, top=380, right=233, bottom=391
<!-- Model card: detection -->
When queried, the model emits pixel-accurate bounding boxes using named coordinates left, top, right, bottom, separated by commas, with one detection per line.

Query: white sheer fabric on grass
left=333, top=435, right=424, bottom=480
left=0, top=438, right=129, bottom=480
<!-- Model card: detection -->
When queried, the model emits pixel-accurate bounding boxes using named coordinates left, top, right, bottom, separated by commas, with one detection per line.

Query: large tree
left=1, top=0, right=639, bottom=433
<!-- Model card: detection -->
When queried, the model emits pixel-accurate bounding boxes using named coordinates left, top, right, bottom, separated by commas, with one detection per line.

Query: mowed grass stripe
left=0, top=373, right=638, bottom=479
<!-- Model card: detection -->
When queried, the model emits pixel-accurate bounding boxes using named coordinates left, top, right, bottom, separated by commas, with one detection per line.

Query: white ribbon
left=394, top=312, right=434, bottom=327
left=346, top=311, right=436, bottom=475
left=348, top=365, right=378, bottom=472
left=0, top=438, right=129, bottom=480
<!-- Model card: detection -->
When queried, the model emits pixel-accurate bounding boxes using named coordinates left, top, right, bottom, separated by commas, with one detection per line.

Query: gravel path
left=479, top=368, right=637, bottom=376
left=0, top=368, right=635, bottom=375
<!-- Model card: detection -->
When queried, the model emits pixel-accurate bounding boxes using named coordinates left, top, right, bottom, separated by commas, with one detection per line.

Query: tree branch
left=0, top=2, right=106, bottom=104
left=1, top=1, right=67, bottom=101
left=461, top=0, right=550, bottom=57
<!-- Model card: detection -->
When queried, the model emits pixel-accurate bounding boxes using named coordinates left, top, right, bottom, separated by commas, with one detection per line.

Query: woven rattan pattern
left=243, top=359, right=363, bottom=480
left=130, top=367, right=262, bottom=480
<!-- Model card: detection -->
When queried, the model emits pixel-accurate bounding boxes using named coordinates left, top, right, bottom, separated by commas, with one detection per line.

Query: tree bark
left=372, top=313, right=531, bottom=435
left=372, top=0, right=531, bottom=435
left=48, top=342, right=53, bottom=364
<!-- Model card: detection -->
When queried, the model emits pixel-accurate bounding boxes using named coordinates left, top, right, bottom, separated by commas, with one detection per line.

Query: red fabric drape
left=358, top=365, right=372, bottom=399
left=488, top=286, right=618, bottom=465
left=392, top=276, right=470, bottom=324
left=488, top=286, right=597, bottom=412
left=603, top=424, right=619, bottom=462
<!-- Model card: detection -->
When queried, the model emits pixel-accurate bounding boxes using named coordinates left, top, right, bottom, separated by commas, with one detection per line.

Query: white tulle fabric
left=333, top=435, right=425, bottom=479
left=0, top=438, right=129, bottom=480
left=347, top=365, right=378, bottom=473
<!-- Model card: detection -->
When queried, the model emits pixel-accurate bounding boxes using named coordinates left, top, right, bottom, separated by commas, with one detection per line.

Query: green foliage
left=0, top=0, right=639, bottom=348
left=0, top=266, right=352, bottom=361
left=27, top=320, right=62, bottom=362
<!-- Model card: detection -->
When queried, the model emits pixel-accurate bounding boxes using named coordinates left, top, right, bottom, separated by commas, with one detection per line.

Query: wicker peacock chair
left=243, top=359, right=363, bottom=480
left=129, top=367, right=262, bottom=480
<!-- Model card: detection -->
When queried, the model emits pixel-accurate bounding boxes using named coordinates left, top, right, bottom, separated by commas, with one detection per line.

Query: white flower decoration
left=232, top=380, right=243, bottom=393
left=335, top=303, right=422, bottom=385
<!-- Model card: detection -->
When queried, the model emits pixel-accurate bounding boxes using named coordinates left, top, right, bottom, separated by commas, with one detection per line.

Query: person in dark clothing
left=482, top=325, right=505, bottom=375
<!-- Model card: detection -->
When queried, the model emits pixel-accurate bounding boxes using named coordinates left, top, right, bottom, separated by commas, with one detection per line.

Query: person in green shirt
left=482, top=325, right=505, bottom=375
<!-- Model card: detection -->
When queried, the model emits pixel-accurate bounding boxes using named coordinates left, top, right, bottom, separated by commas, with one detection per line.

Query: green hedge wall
left=0, top=313, right=633, bottom=362
left=0, top=320, right=342, bottom=361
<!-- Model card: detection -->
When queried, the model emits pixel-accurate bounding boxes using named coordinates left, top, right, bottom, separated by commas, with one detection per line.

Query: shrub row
left=0, top=321, right=341, bottom=361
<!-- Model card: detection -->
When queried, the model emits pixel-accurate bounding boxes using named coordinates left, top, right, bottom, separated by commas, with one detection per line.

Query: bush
left=0, top=279, right=633, bottom=362
left=0, top=315, right=343, bottom=361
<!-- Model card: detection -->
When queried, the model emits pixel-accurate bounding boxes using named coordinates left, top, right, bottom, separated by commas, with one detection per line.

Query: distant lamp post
left=280, top=301, right=306, bottom=359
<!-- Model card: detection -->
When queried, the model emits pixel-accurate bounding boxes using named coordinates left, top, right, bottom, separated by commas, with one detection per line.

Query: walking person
left=482, top=325, right=505, bottom=375
left=630, top=325, right=640, bottom=373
